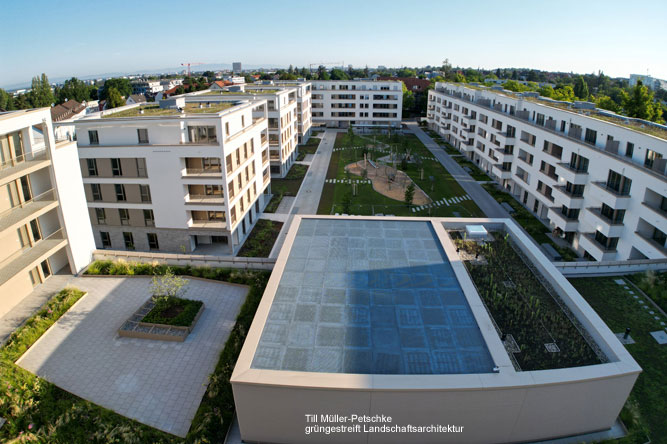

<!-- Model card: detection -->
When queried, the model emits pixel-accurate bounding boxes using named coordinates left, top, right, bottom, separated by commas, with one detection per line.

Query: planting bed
left=119, top=296, right=204, bottom=342
left=452, top=231, right=604, bottom=371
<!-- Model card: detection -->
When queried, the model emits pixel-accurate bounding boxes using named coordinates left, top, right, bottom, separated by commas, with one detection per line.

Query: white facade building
left=131, top=80, right=163, bottom=95
left=184, top=87, right=300, bottom=178
left=233, top=62, right=242, bottom=74
left=427, top=82, right=667, bottom=261
left=73, top=100, right=271, bottom=255
left=251, top=82, right=312, bottom=143
left=0, top=108, right=95, bottom=318
left=311, top=80, right=403, bottom=129
left=629, top=74, right=667, bottom=91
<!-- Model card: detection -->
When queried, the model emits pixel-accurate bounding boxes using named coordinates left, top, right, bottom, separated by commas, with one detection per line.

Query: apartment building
left=131, top=80, right=163, bottom=95
left=262, top=81, right=312, bottom=143
left=73, top=98, right=271, bottom=255
left=183, top=88, right=299, bottom=178
left=427, top=82, right=667, bottom=261
left=311, top=80, right=403, bottom=129
left=0, top=109, right=95, bottom=318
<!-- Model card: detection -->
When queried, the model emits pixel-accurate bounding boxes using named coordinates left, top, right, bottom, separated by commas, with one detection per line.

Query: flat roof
left=251, top=218, right=495, bottom=375
left=101, top=103, right=234, bottom=118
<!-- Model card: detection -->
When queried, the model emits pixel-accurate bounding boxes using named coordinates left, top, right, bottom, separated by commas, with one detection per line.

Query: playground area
left=317, top=131, right=484, bottom=217
left=344, top=159, right=431, bottom=205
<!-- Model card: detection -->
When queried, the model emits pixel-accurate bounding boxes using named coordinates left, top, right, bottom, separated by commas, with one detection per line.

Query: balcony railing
left=635, top=231, right=667, bottom=254
left=183, top=168, right=222, bottom=177
left=0, top=228, right=67, bottom=286
left=187, top=194, right=225, bottom=204
left=0, top=189, right=57, bottom=231
left=591, top=181, right=632, bottom=198
left=0, top=148, right=49, bottom=172
left=582, top=232, right=617, bottom=253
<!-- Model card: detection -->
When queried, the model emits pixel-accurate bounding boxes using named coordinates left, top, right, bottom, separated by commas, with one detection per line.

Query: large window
left=122, top=232, right=134, bottom=250
left=119, top=208, right=130, bottom=225
left=88, top=130, right=99, bottom=145
left=91, top=184, right=103, bottom=201
left=606, top=170, right=632, bottom=195
left=187, top=126, right=217, bottom=143
left=147, top=233, right=159, bottom=250
left=600, top=203, right=625, bottom=224
left=584, top=128, right=597, bottom=145
left=139, top=185, right=151, bottom=202
left=95, top=207, right=106, bottom=224
left=86, top=159, right=98, bottom=176
left=645, top=149, right=663, bottom=169
left=137, top=128, right=149, bottom=144
left=111, top=158, right=123, bottom=176
left=569, top=153, right=589, bottom=172
left=115, top=184, right=126, bottom=201
left=100, top=231, right=111, bottom=248
left=143, top=209, right=154, bottom=226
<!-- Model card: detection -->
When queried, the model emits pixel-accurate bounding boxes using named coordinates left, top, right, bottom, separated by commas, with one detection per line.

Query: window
left=187, top=126, right=217, bottom=143
left=225, top=122, right=230, bottom=136
left=147, top=233, right=159, bottom=250
left=645, top=149, right=663, bottom=169
left=119, top=208, right=130, bottom=225
left=625, top=142, right=634, bottom=158
left=226, top=154, right=233, bottom=173
left=137, top=128, right=149, bottom=144
left=111, top=158, right=123, bottom=176
left=600, top=203, right=625, bottom=224
left=86, top=159, right=98, bottom=176
left=122, top=232, right=134, bottom=250
left=91, top=184, right=103, bottom=201
left=139, top=185, right=151, bottom=202
left=231, top=206, right=237, bottom=224
left=565, top=182, right=585, bottom=197
left=569, top=153, right=589, bottom=172
left=95, top=207, right=106, bottom=224
left=136, top=158, right=147, bottom=177
left=536, top=113, right=545, bottom=126
left=115, top=184, right=126, bottom=201
left=584, top=128, right=597, bottom=145
left=88, top=130, right=99, bottom=145
left=143, top=209, right=154, bottom=226
left=100, top=231, right=111, bottom=248
left=606, top=170, right=632, bottom=195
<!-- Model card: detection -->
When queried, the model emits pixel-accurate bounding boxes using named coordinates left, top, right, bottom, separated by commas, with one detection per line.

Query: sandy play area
left=345, top=160, right=431, bottom=205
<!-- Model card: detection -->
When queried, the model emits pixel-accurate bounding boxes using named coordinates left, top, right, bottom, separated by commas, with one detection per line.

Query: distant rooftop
left=101, top=103, right=234, bottom=118
left=201, top=89, right=281, bottom=96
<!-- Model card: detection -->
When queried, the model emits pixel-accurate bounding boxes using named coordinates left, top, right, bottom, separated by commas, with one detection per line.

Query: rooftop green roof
left=102, top=103, right=234, bottom=118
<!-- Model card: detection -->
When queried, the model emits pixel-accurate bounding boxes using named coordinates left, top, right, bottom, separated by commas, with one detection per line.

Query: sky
left=2, top=0, right=666, bottom=89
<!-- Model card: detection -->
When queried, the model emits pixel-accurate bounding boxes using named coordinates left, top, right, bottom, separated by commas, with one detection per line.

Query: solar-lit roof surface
left=251, top=219, right=494, bottom=374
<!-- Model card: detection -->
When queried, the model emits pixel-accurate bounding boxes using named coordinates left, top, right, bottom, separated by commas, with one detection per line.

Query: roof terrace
left=101, top=103, right=234, bottom=118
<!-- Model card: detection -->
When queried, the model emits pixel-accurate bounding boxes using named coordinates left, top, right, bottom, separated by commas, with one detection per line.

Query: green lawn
left=237, top=219, right=283, bottom=257
left=625, top=271, right=667, bottom=312
left=264, top=164, right=309, bottom=213
left=450, top=155, right=493, bottom=181
left=482, top=183, right=578, bottom=261
left=296, top=137, right=321, bottom=161
left=570, top=277, right=665, bottom=443
left=317, top=133, right=484, bottom=216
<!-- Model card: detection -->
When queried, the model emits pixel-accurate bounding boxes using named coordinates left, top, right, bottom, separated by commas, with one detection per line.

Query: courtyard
left=15, top=276, right=248, bottom=438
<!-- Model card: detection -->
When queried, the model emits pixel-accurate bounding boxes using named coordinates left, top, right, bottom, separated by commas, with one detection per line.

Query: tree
left=30, top=73, right=54, bottom=107
left=106, top=87, right=125, bottom=109
left=404, top=182, right=415, bottom=206
left=502, top=80, right=524, bottom=92
left=150, top=267, right=188, bottom=301
left=56, top=77, right=91, bottom=103
left=624, top=80, right=662, bottom=121
left=100, top=78, right=132, bottom=100
left=342, top=193, right=352, bottom=214
left=402, top=82, right=415, bottom=113
left=595, top=95, right=621, bottom=113
left=0, top=88, right=13, bottom=110
left=538, top=85, right=554, bottom=98
left=316, top=65, right=331, bottom=80
left=552, top=85, right=575, bottom=102
left=573, top=76, right=589, bottom=100
left=346, top=126, right=355, bottom=145
left=453, top=73, right=466, bottom=83
left=330, top=69, right=349, bottom=80
left=397, top=68, right=417, bottom=78
left=279, top=72, right=298, bottom=80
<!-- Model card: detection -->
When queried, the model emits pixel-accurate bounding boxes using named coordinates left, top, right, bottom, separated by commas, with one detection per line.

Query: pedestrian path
left=615, top=278, right=666, bottom=331
left=325, top=178, right=371, bottom=184
left=410, top=194, right=472, bottom=212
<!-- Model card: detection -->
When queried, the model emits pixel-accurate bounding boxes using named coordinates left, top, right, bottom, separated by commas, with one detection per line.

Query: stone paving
left=613, top=278, right=667, bottom=344
left=16, top=276, right=248, bottom=438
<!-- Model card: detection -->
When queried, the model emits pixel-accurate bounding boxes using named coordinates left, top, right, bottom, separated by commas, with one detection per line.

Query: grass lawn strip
left=570, top=277, right=664, bottom=443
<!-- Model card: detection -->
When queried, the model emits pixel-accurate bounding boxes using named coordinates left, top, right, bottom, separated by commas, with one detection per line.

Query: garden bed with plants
left=264, top=164, right=309, bottom=213
left=296, top=136, right=321, bottom=161
left=237, top=219, right=283, bottom=257
left=626, top=270, right=667, bottom=313
left=453, top=231, right=604, bottom=371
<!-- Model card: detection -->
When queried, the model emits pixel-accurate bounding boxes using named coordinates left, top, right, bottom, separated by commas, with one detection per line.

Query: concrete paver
left=16, top=276, right=248, bottom=438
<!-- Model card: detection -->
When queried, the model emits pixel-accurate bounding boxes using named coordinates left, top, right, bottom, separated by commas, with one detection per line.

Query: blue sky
left=2, top=0, right=666, bottom=88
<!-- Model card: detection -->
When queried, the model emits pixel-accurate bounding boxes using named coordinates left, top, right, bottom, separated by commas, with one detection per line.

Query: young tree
left=404, top=182, right=415, bottom=206
left=100, top=78, right=132, bottom=100
left=595, top=95, right=621, bottom=113
left=538, top=85, right=554, bottom=98
left=106, top=87, right=126, bottom=109
left=573, top=76, right=589, bottom=100
left=624, top=80, right=660, bottom=121
left=0, top=88, right=13, bottom=110
left=552, top=85, right=575, bottom=102
left=150, top=267, right=188, bottom=301
left=330, top=69, right=349, bottom=80
left=402, top=82, right=415, bottom=113
left=30, top=73, right=54, bottom=107
left=57, top=77, right=91, bottom=103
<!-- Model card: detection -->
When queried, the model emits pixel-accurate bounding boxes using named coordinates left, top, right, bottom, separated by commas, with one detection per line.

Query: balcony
left=640, top=202, right=667, bottom=234
left=552, top=186, right=584, bottom=209
left=263, top=172, right=270, bottom=185
left=190, top=219, right=227, bottom=229
left=492, top=164, right=512, bottom=180
left=0, top=228, right=68, bottom=287
left=494, top=149, right=514, bottom=163
left=585, top=208, right=625, bottom=238
left=182, top=168, right=222, bottom=178
left=579, top=233, right=618, bottom=261
left=556, top=163, right=589, bottom=185
left=0, top=149, right=50, bottom=185
left=0, top=189, right=58, bottom=232
left=590, top=182, right=632, bottom=210
left=634, top=230, right=667, bottom=256
left=186, top=194, right=225, bottom=205
left=547, top=207, right=580, bottom=232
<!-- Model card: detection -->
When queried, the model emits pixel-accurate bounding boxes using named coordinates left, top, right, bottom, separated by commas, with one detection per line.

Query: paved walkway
left=0, top=270, right=74, bottom=345
left=406, top=122, right=509, bottom=218
left=17, top=276, right=248, bottom=438
left=274, top=195, right=296, bottom=214
left=269, top=129, right=338, bottom=258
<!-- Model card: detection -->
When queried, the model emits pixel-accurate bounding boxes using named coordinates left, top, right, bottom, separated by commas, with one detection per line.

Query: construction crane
left=309, top=61, right=345, bottom=72
left=181, top=62, right=204, bottom=77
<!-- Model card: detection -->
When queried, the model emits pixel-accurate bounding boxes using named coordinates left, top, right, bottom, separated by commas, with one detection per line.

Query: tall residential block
left=73, top=98, right=271, bottom=255
left=0, top=109, right=95, bottom=318
left=427, top=82, right=667, bottom=261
